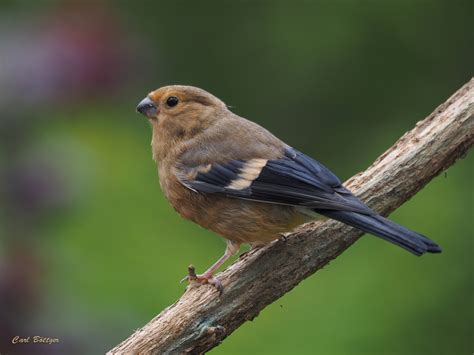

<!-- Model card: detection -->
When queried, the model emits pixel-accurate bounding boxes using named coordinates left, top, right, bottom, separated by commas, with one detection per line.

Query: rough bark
left=109, top=79, right=474, bottom=355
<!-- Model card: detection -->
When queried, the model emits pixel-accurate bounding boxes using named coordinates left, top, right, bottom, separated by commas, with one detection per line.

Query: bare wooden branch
left=109, top=79, right=474, bottom=355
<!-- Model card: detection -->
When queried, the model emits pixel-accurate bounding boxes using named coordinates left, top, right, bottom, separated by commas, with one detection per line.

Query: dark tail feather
left=318, top=210, right=442, bottom=256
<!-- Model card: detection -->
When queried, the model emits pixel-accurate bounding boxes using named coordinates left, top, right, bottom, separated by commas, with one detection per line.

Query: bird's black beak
left=136, top=97, right=158, bottom=118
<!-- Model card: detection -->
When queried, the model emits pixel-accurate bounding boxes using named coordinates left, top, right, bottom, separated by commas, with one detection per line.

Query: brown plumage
left=146, top=86, right=306, bottom=244
left=136, top=85, right=441, bottom=291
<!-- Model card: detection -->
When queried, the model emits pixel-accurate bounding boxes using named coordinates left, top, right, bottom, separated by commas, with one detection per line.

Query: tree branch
left=109, top=79, right=474, bottom=354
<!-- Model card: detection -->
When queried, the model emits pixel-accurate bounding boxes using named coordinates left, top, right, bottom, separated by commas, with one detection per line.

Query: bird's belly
left=209, top=199, right=307, bottom=244
left=169, top=186, right=306, bottom=244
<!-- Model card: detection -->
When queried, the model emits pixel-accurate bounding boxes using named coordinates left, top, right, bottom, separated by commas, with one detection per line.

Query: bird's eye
left=166, top=96, right=179, bottom=107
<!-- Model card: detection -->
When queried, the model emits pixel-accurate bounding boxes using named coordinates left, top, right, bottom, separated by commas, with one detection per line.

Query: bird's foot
left=180, top=265, right=223, bottom=295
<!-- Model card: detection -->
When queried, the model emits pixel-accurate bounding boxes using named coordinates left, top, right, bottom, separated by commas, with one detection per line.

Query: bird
left=136, top=85, right=441, bottom=291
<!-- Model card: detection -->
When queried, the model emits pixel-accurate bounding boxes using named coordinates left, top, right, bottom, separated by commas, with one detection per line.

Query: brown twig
left=108, top=79, right=474, bottom=354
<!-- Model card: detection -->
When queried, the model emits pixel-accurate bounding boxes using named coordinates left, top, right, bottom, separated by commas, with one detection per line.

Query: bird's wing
left=175, top=147, right=374, bottom=215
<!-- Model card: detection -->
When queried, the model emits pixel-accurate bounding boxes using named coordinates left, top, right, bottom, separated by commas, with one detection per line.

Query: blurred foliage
left=0, top=1, right=472, bottom=354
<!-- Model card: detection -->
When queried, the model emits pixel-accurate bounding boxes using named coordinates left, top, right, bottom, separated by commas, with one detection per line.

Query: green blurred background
left=0, top=1, right=472, bottom=354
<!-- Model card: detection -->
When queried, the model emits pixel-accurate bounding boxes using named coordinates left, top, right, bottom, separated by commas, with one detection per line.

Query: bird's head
left=136, top=85, right=229, bottom=160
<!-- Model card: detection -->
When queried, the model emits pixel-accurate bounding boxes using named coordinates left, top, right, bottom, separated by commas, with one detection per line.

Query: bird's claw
left=180, top=265, right=223, bottom=295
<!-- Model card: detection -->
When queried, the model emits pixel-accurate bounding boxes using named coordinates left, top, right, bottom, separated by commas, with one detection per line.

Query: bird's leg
left=182, top=240, right=240, bottom=294
left=199, top=240, right=240, bottom=278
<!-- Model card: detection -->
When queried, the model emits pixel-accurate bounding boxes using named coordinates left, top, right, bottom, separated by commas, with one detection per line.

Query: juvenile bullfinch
left=136, top=85, right=441, bottom=291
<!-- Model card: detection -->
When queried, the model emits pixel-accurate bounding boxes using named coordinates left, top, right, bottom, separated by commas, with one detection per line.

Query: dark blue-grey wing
left=176, top=147, right=374, bottom=215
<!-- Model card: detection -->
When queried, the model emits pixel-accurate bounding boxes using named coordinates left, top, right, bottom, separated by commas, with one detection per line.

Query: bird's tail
left=318, top=210, right=442, bottom=256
